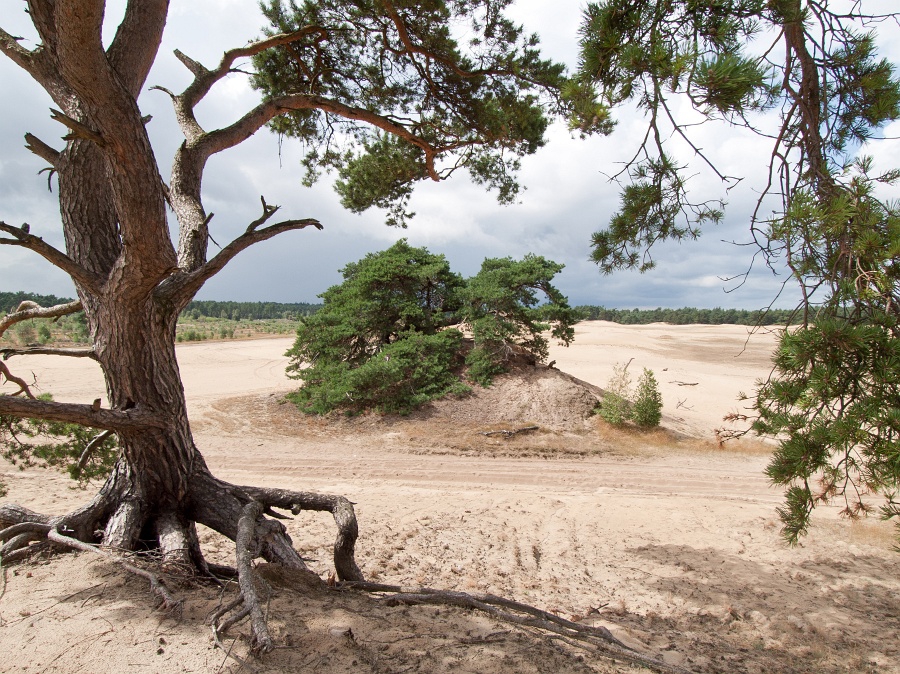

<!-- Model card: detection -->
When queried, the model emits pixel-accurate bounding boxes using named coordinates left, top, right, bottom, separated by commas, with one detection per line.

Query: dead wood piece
left=669, top=381, right=699, bottom=386
left=481, top=425, right=540, bottom=438
left=1, top=346, right=97, bottom=360
left=480, top=425, right=540, bottom=438
left=337, top=580, right=688, bottom=674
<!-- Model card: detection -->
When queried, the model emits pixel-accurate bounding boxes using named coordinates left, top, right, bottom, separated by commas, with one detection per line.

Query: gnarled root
left=209, top=501, right=274, bottom=653
left=235, top=485, right=363, bottom=581
left=337, top=581, right=689, bottom=674
left=0, top=473, right=364, bottom=656
left=47, top=525, right=184, bottom=613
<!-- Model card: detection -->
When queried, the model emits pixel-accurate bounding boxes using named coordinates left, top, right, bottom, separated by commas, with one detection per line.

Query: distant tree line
left=179, top=300, right=321, bottom=320
left=0, top=291, right=75, bottom=313
left=576, top=306, right=794, bottom=326
left=4, top=291, right=794, bottom=327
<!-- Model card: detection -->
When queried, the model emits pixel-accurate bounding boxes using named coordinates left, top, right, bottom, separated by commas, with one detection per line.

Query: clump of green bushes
left=286, top=240, right=579, bottom=415
left=598, top=364, right=663, bottom=428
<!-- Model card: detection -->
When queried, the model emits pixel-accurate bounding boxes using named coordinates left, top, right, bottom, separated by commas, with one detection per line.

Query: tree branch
left=159, top=215, right=322, bottom=306
left=0, top=299, right=82, bottom=339
left=24, top=133, right=61, bottom=167
left=0, top=25, right=36, bottom=73
left=49, top=108, right=106, bottom=146
left=0, top=396, right=164, bottom=432
left=0, top=346, right=97, bottom=360
left=176, top=28, right=327, bottom=111
left=77, top=429, right=114, bottom=471
left=198, top=94, right=440, bottom=179
left=0, top=223, right=100, bottom=290
left=105, top=0, right=168, bottom=97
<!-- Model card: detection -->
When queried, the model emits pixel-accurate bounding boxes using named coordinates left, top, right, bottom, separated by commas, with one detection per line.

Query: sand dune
left=1, top=322, right=898, bottom=673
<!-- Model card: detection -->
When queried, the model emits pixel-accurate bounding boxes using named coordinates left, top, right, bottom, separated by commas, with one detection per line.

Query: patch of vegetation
left=180, top=300, right=320, bottom=321
left=576, top=305, right=795, bottom=326
left=286, top=240, right=578, bottom=415
left=0, top=291, right=74, bottom=313
left=598, top=363, right=662, bottom=428
left=632, top=368, right=663, bottom=428
left=1, top=395, right=119, bottom=485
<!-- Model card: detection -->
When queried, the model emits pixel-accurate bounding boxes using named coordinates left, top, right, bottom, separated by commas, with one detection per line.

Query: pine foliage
left=286, top=240, right=576, bottom=414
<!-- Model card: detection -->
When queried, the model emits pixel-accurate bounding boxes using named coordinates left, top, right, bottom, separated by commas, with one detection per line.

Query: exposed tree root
left=1, top=480, right=686, bottom=673
left=227, top=500, right=275, bottom=653
left=337, top=581, right=688, bottom=674
left=47, top=526, right=184, bottom=613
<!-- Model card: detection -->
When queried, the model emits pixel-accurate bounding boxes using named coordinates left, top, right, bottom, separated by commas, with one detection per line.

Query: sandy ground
left=1, top=322, right=898, bottom=673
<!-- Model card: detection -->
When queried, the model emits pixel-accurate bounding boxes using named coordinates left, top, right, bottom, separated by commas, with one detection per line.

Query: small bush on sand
left=599, top=364, right=662, bottom=428
left=631, top=368, right=663, bottom=427
left=599, top=362, right=632, bottom=425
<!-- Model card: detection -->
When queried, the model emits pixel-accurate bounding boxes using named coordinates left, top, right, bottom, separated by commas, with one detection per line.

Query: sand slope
left=1, top=322, right=898, bottom=673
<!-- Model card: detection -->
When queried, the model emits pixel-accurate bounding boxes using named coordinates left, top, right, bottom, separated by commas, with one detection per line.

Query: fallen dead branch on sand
left=480, top=425, right=540, bottom=438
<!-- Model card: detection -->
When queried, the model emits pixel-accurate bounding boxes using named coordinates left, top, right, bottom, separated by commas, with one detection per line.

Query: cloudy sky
left=1, top=1, right=899, bottom=309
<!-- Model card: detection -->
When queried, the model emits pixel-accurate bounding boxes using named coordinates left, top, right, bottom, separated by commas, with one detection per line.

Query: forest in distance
left=1, top=291, right=795, bottom=327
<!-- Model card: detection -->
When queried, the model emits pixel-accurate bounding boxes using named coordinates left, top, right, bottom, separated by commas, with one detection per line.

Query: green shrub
left=289, top=330, right=469, bottom=415
left=598, top=364, right=663, bottom=428
left=631, top=368, right=663, bottom=427
left=38, top=324, right=53, bottom=344
left=15, top=322, right=36, bottom=345
left=598, top=362, right=632, bottom=425
left=465, top=345, right=508, bottom=386
left=286, top=240, right=576, bottom=414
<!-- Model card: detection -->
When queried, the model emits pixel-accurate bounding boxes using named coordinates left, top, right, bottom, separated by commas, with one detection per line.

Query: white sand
left=1, top=322, right=897, bottom=673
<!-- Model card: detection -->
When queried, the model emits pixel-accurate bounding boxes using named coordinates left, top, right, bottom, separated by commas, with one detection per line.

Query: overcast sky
left=1, top=1, right=899, bottom=308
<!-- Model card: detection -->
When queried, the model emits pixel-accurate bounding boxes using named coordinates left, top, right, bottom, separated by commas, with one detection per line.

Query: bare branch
left=77, top=429, right=114, bottom=471
left=160, top=217, right=322, bottom=306
left=173, top=49, right=208, bottom=77
left=247, top=196, right=280, bottom=232
left=0, top=396, right=164, bottom=432
left=0, top=299, right=82, bottom=339
left=49, top=108, right=106, bottom=146
left=0, top=361, right=36, bottom=399
left=1, top=346, right=96, bottom=360
left=24, top=133, right=61, bottom=167
left=0, top=25, right=36, bottom=72
left=0, top=223, right=100, bottom=289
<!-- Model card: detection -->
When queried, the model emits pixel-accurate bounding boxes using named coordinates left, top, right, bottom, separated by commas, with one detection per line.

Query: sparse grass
left=591, top=415, right=777, bottom=458
left=175, top=316, right=297, bottom=342
left=847, top=518, right=898, bottom=549
left=0, top=315, right=299, bottom=346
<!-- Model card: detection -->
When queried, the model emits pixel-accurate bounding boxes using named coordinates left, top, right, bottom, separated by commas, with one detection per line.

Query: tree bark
left=0, top=0, right=361, bottom=596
